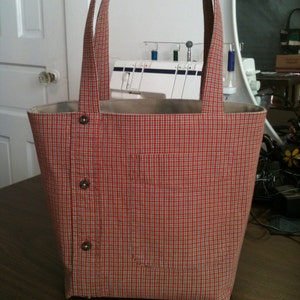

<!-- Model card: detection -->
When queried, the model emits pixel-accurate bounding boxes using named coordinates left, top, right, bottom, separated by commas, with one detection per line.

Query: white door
left=0, top=0, right=69, bottom=187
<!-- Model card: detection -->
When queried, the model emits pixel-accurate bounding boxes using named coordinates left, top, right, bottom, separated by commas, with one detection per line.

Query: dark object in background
left=274, top=185, right=300, bottom=217
left=268, top=214, right=300, bottom=235
left=280, top=8, right=300, bottom=54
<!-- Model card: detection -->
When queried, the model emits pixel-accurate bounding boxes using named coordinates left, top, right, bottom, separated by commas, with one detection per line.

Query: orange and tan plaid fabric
left=28, top=0, right=266, bottom=299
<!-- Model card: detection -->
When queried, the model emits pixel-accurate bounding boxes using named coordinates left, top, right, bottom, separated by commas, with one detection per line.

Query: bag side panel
left=28, top=112, right=74, bottom=294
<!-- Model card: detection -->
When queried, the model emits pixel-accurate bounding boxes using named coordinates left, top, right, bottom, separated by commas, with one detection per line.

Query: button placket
left=71, top=113, right=106, bottom=292
left=78, top=114, right=93, bottom=254
left=79, top=116, right=91, bottom=191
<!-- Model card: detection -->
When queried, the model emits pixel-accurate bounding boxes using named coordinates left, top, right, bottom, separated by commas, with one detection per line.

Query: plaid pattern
left=28, top=0, right=266, bottom=299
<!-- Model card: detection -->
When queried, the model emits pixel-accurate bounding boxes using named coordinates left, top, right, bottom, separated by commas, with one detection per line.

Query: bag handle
left=79, top=0, right=224, bottom=114
left=286, top=8, right=300, bottom=30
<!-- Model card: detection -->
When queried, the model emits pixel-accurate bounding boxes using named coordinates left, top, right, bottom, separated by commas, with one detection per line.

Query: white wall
left=66, top=0, right=235, bottom=100
left=109, top=0, right=234, bottom=62
left=109, top=0, right=204, bottom=63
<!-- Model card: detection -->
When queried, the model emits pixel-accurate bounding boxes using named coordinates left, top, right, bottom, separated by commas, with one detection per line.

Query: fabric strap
left=286, top=8, right=300, bottom=29
left=79, top=0, right=224, bottom=114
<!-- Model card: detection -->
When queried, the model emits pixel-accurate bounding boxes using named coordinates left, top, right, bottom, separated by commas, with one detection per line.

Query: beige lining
left=29, top=99, right=265, bottom=115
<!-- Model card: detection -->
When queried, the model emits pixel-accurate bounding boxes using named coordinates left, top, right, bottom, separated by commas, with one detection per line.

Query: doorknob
left=38, top=70, right=60, bottom=85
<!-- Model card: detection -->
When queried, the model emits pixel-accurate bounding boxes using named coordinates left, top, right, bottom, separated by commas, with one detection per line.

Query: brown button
left=80, top=179, right=90, bottom=190
left=81, top=241, right=92, bottom=251
left=79, top=115, right=89, bottom=125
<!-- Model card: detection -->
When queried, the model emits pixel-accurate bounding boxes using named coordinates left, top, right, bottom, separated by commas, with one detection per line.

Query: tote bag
left=28, top=0, right=266, bottom=299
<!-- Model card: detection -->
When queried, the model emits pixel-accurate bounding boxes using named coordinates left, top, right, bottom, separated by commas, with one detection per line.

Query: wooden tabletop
left=0, top=176, right=299, bottom=300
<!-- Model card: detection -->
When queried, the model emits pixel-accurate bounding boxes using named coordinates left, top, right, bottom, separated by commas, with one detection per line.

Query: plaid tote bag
left=28, top=0, right=266, bottom=299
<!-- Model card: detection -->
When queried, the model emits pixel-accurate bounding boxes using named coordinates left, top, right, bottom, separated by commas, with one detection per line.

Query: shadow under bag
left=28, top=0, right=266, bottom=299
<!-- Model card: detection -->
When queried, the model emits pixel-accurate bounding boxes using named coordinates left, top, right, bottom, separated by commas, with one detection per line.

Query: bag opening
left=29, top=99, right=266, bottom=115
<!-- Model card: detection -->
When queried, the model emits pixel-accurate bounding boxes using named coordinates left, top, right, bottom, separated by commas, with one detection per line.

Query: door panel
left=0, top=65, right=46, bottom=109
left=0, top=110, right=38, bottom=186
left=0, top=136, right=12, bottom=187
left=16, top=0, right=44, bottom=39
left=0, top=0, right=69, bottom=188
